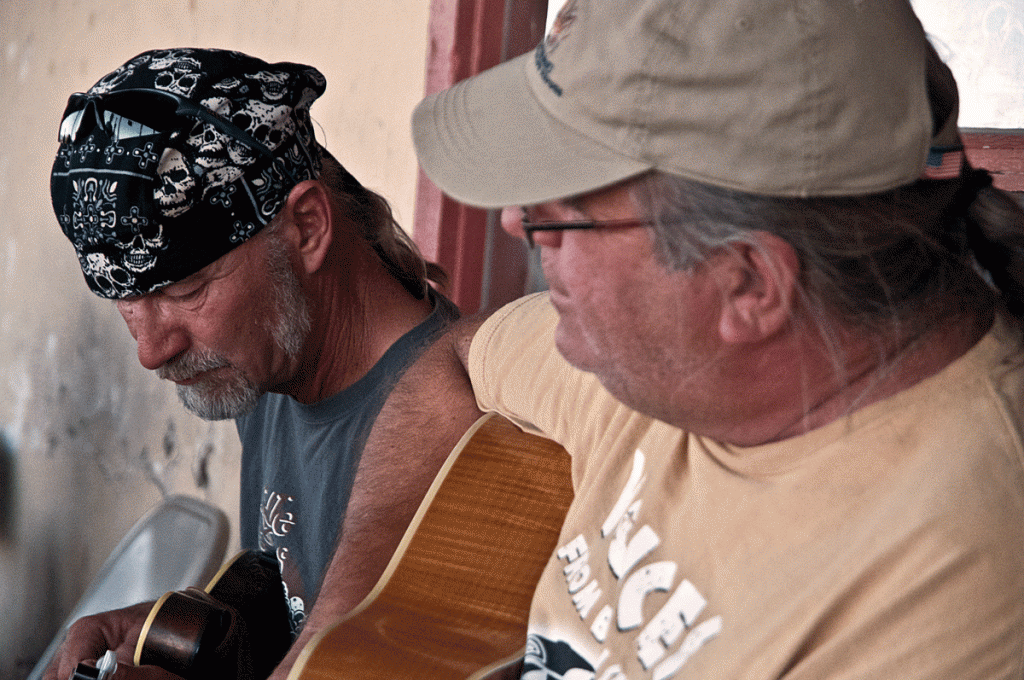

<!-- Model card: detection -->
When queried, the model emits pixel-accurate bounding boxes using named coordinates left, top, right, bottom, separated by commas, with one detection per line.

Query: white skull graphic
left=148, top=50, right=203, bottom=97
left=231, top=99, right=294, bottom=156
left=247, top=70, right=290, bottom=101
left=118, top=217, right=165, bottom=274
left=83, top=252, right=134, bottom=298
left=154, top=148, right=196, bottom=217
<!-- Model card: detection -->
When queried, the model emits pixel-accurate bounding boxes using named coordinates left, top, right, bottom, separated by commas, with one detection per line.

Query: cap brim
left=412, top=52, right=652, bottom=209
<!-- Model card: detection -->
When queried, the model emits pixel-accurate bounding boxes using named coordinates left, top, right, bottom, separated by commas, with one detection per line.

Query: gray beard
left=161, top=349, right=263, bottom=420
left=173, top=358, right=263, bottom=420
left=159, top=237, right=311, bottom=421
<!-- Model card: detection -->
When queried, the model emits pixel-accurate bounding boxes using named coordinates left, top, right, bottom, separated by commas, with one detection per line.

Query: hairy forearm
left=270, top=318, right=486, bottom=679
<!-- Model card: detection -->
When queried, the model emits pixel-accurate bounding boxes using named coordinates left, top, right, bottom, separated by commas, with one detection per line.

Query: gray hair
left=632, top=170, right=1022, bottom=350
left=258, top=217, right=313, bottom=359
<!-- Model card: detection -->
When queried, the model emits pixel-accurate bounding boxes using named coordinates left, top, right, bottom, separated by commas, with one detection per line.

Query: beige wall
left=0, top=2, right=429, bottom=675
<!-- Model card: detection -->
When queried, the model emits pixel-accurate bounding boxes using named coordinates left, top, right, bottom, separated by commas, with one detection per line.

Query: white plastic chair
left=26, top=495, right=230, bottom=679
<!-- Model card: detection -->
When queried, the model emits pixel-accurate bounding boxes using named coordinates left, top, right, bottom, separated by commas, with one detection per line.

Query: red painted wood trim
left=413, top=0, right=507, bottom=312
left=963, top=130, right=1024, bottom=192
left=413, top=0, right=547, bottom=312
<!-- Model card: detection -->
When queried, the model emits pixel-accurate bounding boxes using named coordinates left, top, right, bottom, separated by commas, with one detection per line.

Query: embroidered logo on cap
left=535, top=0, right=577, bottom=96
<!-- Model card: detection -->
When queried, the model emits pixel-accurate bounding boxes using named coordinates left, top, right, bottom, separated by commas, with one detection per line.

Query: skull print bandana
left=50, top=48, right=326, bottom=299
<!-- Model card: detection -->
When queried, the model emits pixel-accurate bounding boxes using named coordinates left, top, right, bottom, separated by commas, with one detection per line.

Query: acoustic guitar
left=287, top=413, right=574, bottom=680
left=135, top=548, right=292, bottom=679
left=131, top=414, right=572, bottom=679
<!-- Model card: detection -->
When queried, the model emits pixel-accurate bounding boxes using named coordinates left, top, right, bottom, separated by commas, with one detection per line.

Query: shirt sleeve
left=467, top=293, right=630, bottom=465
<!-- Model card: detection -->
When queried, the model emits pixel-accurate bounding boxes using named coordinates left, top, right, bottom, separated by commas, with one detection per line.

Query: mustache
left=157, top=350, right=232, bottom=381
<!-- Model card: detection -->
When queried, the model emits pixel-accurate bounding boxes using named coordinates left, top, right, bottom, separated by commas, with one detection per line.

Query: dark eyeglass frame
left=59, top=88, right=297, bottom=183
left=521, top=217, right=656, bottom=247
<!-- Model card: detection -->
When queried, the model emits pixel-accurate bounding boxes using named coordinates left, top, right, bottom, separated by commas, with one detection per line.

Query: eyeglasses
left=521, top=217, right=656, bottom=247
left=58, top=88, right=296, bottom=182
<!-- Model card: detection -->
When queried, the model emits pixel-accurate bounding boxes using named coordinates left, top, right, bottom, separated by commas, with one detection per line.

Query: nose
left=500, top=206, right=527, bottom=240
left=116, top=298, right=189, bottom=371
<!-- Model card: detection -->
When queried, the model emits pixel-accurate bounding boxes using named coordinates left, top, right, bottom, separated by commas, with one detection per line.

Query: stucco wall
left=0, top=2, right=429, bottom=675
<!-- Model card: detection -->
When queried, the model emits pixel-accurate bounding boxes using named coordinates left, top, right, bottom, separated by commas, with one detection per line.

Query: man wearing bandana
left=46, top=48, right=482, bottom=678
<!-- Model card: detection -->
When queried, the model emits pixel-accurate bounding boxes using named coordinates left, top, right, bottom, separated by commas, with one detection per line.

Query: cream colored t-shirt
left=469, top=293, right=1024, bottom=680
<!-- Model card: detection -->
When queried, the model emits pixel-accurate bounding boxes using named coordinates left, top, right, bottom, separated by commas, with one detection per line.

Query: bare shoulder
left=315, top=320, right=485, bottom=616
left=374, top=317, right=485, bottom=445
left=356, top=313, right=487, bottom=502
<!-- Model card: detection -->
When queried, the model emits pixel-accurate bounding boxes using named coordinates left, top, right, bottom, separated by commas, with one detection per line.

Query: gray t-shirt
left=236, top=292, right=459, bottom=634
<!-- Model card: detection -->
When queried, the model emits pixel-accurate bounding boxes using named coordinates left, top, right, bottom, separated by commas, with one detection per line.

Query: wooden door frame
left=413, top=0, right=547, bottom=312
left=963, top=130, right=1024, bottom=193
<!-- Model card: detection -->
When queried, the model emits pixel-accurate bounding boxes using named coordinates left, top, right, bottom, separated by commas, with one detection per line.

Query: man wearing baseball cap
left=414, top=0, right=1024, bottom=677
left=47, top=48, right=481, bottom=678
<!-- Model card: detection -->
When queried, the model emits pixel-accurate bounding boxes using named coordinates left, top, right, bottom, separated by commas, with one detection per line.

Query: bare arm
left=268, top=328, right=484, bottom=678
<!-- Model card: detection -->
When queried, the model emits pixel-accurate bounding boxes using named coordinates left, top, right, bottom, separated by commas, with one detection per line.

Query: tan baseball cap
left=412, top=0, right=951, bottom=209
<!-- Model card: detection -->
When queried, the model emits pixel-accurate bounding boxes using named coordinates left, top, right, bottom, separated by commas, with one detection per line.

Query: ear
left=282, top=179, right=334, bottom=275
left=716, top=232, right=799, bottom=344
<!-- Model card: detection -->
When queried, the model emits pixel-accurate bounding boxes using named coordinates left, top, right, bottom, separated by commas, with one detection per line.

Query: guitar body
left=135, top=549, right=292, bottom=680
left=288, top=413, right=574, bottom=680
